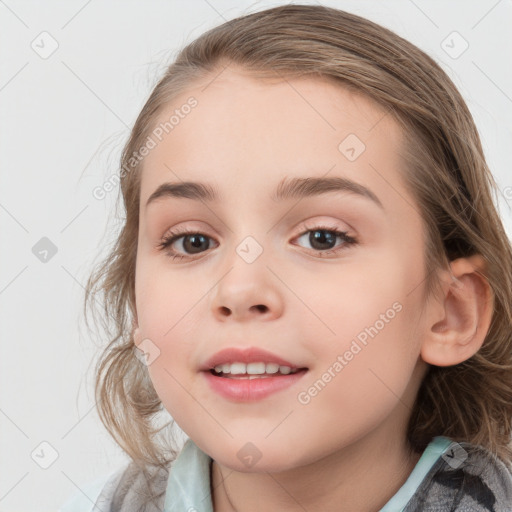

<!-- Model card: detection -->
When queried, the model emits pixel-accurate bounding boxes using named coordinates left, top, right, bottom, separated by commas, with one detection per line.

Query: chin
left=206, top=440, right=307, bottom=474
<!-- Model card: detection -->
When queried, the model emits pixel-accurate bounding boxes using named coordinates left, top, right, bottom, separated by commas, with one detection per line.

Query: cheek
left=135, top=257, right=207, bottom=338
left=296, top=310, right=420, bottom=439
left=146, top=354, right=189, bottom=415
left=302, top=251, right=423, bottom=396
left=301, top=256, right=407, bottom=342
left=134, top=267, right=195, bottom=397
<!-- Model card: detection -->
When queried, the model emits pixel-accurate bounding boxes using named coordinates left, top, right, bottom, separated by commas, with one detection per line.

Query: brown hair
left=84, top=3, right=512, bottom=483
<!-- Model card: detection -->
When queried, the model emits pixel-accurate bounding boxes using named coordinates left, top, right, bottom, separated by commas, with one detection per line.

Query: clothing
left=59, top=435, right=512, bottom=511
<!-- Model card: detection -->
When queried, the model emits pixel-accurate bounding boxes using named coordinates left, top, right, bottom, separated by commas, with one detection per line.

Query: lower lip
left=202, top=369, right=308, bottom=402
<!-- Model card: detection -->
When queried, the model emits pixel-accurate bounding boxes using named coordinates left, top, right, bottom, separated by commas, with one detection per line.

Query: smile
left=212, top=361, right=301, bottom=376
left=204, top=366, right=308, bottom=401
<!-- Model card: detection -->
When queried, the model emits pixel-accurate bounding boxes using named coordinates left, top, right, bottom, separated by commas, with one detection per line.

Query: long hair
left=84, top=4, right=512, bottom=483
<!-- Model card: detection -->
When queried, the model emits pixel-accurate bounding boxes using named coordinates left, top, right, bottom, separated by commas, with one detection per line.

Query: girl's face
left=135, top=66, right=433, bottom=471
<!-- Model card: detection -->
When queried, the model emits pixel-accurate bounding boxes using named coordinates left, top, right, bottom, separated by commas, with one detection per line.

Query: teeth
left=213, top=362, right=298, bottom=375
left=231, top=362, right=246, bottom=374
left=247, top=362, right=266, bottom=374
left=265, top=363, right=279, bottom=374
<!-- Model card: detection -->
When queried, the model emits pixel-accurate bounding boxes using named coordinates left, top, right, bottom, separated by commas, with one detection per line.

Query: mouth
left=209, top=362, right=308, bottom=379
left=203, top=363, right=309, bottom=402
left=200, top=347, right=309, bottom=400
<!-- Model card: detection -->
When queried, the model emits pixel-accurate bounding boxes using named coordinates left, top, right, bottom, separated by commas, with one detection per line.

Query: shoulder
left=405, top=441, right=512, bottom=512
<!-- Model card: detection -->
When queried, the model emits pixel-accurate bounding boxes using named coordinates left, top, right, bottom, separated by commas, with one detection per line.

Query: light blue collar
left=164, top=438, right=214, bottom=512
left=164, top=436, right=454, bottom=511
left=379, top=435, right=454, bottom=511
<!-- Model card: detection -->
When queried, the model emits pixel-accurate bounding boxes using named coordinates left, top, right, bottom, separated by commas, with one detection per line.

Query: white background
left=1, top=0, right=511, bottom=510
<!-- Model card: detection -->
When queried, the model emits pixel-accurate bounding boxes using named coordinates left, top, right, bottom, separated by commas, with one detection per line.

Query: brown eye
left=158, top=229, right=216, bottom=259
left=294, top=224, right=357, bottom=257
left=176, top=233, right=211, bottom=254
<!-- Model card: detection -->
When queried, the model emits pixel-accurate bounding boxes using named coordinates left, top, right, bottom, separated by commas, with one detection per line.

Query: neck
left=211, top=426, right=422, bottom=512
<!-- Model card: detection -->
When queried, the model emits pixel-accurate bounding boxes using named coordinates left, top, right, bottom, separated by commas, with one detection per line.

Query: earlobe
left=420, top=254, right=494, bottom=367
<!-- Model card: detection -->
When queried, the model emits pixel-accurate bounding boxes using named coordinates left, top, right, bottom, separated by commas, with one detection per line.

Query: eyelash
left=156, top=223, right=358, bottom=262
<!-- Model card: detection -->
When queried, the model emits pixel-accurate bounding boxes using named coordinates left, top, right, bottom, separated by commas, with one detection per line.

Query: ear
left=420, top=254, right=494, bottom=367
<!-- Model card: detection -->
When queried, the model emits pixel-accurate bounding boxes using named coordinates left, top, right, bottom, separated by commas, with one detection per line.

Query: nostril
left=253, top=305, right=268, bottom=313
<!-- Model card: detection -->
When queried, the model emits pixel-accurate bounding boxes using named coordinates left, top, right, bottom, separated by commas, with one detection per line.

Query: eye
left=157, top=227, right=217, bottom=261
left=157, top=223, right=358, bottom=261
left=293, top=223, right=357, bottom=257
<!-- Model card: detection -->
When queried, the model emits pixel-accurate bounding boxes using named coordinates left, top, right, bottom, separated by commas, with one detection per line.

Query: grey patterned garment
left=403, top=441, right=512, bottom=512
left=96, top=440, right=512, bottom=511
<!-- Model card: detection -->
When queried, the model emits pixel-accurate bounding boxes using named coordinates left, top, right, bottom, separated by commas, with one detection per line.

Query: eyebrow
left=145, top=176, right=384, bottom=210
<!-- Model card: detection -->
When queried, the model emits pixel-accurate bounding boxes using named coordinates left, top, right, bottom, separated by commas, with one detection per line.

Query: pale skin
left=132, top=66, right=493, bottom=511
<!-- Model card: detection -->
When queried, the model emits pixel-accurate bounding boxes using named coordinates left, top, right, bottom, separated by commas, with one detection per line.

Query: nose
left=210, top=262, right=284, bottom=322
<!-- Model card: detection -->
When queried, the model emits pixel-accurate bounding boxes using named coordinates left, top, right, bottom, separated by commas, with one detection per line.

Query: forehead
left=139, top=67, right=407, bottom=213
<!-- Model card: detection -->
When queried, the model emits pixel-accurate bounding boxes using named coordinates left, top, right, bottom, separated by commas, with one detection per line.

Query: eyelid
left=299, top=220, right=348, bottom=235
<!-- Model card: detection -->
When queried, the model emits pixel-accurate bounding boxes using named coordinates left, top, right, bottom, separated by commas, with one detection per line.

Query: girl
left=61, top=4, right=512, bottom=511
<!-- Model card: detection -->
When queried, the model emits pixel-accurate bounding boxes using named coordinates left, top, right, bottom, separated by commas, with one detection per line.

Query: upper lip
left=201, top=347, right=306, bottom=371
